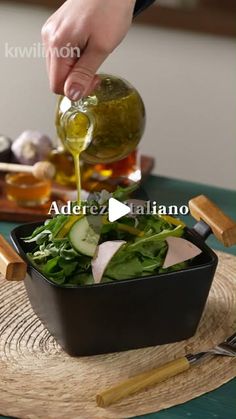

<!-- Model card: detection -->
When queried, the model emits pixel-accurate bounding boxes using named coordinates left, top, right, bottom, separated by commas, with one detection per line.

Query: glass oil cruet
left=55, top=74, right=146, bottom=202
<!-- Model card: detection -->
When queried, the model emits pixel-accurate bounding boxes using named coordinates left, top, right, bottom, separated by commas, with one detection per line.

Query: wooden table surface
left=0, top=174, right=235, bottom=419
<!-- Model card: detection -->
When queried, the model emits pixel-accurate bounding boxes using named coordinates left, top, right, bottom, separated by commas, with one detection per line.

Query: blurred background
left=0, top=0, right=235, bottom=189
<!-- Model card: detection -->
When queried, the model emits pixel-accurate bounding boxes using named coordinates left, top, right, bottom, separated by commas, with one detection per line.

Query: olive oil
left=60, top=106, right=92, bottom=203
left=55, top=74, right=145, bottom=201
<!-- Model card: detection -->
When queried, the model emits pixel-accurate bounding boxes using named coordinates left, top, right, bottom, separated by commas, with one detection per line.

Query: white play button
left=108, top=198, right=131, bottom=222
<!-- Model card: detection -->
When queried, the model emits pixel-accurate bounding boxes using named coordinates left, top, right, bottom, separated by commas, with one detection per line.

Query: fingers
left=43, top=29, right=104, bottom=98
left=42, top=20, right=80, bottom=95
left=49, top=52, right=101, bottom=97
left=64, top=44, right=108, bottom=100
left=41, top=0, right=125, bottom=99
left=49, top=54, right=77, bottom=95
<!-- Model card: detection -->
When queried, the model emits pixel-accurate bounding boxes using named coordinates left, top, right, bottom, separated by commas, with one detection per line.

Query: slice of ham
left=91, top=240, right=126, bottom=283
left=163, top=236, right=202, bottom=269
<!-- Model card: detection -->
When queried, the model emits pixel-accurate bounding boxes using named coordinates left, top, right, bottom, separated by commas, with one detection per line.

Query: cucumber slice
left=69, top=216, right=101, bottom=257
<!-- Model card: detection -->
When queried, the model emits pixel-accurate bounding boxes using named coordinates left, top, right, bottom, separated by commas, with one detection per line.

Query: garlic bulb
left=11, top=130, right=53, bottom=165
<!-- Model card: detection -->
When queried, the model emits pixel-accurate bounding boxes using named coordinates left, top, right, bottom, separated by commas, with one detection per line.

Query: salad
left=23, top=186, right=187, bottom=286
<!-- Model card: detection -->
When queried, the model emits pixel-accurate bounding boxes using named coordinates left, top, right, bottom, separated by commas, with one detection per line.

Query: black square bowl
left=10, top=222, right=218, bottom=356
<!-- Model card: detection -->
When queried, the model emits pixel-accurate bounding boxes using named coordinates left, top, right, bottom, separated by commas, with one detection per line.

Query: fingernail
left=68, top=84, right=83, bottom=101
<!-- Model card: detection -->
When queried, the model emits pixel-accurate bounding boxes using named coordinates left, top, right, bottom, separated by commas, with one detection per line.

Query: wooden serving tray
left=0, top=155, right=155, bottom=223
left=0, top=251, right=235, bottom=419
left=0, top=179, right=67, bottom=223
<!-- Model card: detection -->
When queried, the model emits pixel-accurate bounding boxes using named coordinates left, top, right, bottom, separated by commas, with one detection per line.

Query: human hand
left=41, top=0, right=136, bottom=100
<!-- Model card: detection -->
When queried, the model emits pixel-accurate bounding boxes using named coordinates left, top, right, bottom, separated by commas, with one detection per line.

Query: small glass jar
left=49, top=147, right=76, bottom=187
left=5, top=173, right=51, bottom=207
left=49, top=146, right=141, bottom=191
left=82, top=149, right=141, bottom=192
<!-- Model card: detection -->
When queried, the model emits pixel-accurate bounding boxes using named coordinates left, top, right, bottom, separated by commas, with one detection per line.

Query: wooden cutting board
left=0, top=251, right=235, bottom=419
left=0, top=155, right=154, bottom=222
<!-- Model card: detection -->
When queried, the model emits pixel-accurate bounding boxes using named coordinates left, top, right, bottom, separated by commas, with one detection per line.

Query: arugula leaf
left=129, top=225, right=184, bottom=249
left=141, top=256, right=164, bottom=272
left=24, top=229, right=52, bottom=244
left=134, top=241, right=167, bottom=259
left=58, top=258, right=78, bottom=276
left=46, top=270, right=65, bottom=285
left=66, top=272, right=94, bottom=286
left=112, top=183, right=139, bottom=201
left=23, top=215, right=68, bottom=243
left=44, top=256, right=61, bottom=274
left=105, top=253, right=143, bottom=280
left=159, top=261, right=188, bottom=273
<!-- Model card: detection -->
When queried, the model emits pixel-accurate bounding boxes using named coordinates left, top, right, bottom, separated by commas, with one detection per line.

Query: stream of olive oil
left=61, top=110, right=92, bottom=204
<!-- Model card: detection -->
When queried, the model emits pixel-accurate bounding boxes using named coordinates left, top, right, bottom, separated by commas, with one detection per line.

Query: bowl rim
left=10, top=221, right=218, bottom=290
